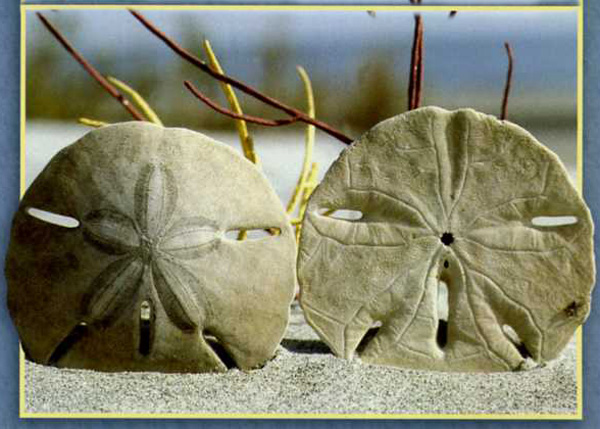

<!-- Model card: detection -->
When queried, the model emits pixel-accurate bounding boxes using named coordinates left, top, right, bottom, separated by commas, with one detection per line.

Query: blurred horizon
left=26, top=9, right=578, bottom=137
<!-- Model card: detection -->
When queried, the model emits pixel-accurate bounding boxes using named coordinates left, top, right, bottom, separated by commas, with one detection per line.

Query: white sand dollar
left=6, top=122, right=296, bottom=373
left=298, top=107, right=595, bottom=372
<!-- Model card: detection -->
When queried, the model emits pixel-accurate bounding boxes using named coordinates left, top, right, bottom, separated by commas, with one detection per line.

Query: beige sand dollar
left=298, top=107, right=595, bottom=372
left=6, top=122, right=296, bottom=373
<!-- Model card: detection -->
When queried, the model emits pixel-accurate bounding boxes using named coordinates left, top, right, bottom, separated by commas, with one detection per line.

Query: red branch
left=184, top=81, right=300, bottom=127
left=501, top=42, right=514, bottom=121
left=36, top=12, right=145, bottom=121
left=129, top=10, right=353, bottom=144
left=408, top=14, right=424, bottom=110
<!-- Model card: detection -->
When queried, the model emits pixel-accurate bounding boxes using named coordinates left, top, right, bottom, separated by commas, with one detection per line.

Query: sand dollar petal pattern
left=298, top=107, right=595, bottom=372
left=6, top=122, right=296, bottom=373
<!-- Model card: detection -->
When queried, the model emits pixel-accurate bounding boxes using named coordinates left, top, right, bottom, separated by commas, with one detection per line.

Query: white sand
left=22, top=123, right=579, bottom=416
left=24, top=302, right=578, bottom=416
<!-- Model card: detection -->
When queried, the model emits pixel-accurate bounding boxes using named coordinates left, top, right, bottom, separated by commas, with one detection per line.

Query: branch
left=78, top=117, right=109, bottom=128
left=408, top=13, right=424, bottom=110
left=107, top=76, right=163, bottom=125
left=36, top=12, right=145, bottom=121
left=184, top=81, right=300, bottom=127
left=295, top=162, right=319, bottom=242
left=501, top=42, right=514, bottom=121
left=129, top=10, right=353, bottom=144
left=203, top=39, right=257, bottom=164
left=286, top=66, right=316, bottom=216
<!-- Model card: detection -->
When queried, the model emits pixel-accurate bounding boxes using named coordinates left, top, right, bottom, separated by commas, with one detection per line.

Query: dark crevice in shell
left=204, top=331, right=237, bottom=369
left=47, top=323, right=89, bottom=365
left=356, top=324, right=381, bottom=355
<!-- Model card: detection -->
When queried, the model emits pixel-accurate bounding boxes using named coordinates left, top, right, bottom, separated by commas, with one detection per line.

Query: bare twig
left=130, top=10, right=353, bottom=144
left=408, top=14, right=424, bottom=110
left=203, top=39, right=258, bottom=164
left=295, top=162, right=319, bottom=242
left=415, top=16, right=424, bottom=109
left=501, top=42, right=514, bottom=121
left=286, top=66, right=316, bottom=217
left=37, top=12, right=145, bottom=121
left=107, top=76, right=163, bottom=125
left=78, top=117, right=109, bottom=128
left=185, top=81, right=301, bottom=127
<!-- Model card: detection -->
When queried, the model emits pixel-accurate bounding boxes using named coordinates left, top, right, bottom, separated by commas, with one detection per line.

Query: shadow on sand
left=281, top=339, right=332, bottom=355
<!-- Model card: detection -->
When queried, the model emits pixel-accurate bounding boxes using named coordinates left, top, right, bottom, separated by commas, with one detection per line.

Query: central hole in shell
left=440, top=232, right=454, bottom=246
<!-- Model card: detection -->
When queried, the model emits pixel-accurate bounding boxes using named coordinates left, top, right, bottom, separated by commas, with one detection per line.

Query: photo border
left=9, top=1, right=592, bottom=424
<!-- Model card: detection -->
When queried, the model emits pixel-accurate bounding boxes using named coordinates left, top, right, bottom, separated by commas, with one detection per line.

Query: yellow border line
left=577, top=1, right=584, bottom=195
left=19, top=9, right=27, bottom=418
left=19, top=412, right=582, bottom=420
left=575, top=1, right=585, bottom=420
left=19, top=9, right=27, bottom=417
left=19, top=3, right=584, bottom=421
left=21, top=4, right=578, bottom=12
left=20, top=8, right=26, bottom=198
left=577, top=326, right=584, bottom=419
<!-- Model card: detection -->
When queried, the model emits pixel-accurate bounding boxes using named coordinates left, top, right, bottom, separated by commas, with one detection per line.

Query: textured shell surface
left=6, top=122, right=296, bottom=373
left=298, top=107, right=595, bottom=372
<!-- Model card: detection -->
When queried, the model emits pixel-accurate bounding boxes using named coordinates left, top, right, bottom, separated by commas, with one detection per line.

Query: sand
left=22, top=124, right=579, bottom=416
left=24, top=302, right=578, bottom=416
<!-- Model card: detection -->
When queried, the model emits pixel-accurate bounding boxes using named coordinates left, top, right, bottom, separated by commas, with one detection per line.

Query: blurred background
left=26, top=8, right=578, bottom=200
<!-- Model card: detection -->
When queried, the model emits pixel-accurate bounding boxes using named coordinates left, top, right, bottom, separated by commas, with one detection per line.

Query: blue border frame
left=0, top=0, right=22, bottom=424
left=0, top=2, right=596, bottom=427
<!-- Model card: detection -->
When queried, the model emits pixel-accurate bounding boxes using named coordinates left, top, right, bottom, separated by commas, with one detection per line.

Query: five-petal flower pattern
left=7, top=122, right=297, bottom=373
left=82, top=163, right=217, bottom=331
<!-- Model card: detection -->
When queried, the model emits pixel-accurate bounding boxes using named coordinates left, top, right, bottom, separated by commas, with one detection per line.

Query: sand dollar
left=6, top=122, right=296, bottom=373
left=298, top=107, right=595, bottom=372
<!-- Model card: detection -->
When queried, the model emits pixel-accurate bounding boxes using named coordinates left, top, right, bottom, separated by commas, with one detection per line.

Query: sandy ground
left=22, top=123, right=579, bottom=416
left=24, top=302, right=578, bottom=416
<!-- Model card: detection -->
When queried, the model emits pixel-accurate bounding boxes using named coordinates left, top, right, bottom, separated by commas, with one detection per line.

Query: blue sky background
left=26, top=9, right=577, bottom=134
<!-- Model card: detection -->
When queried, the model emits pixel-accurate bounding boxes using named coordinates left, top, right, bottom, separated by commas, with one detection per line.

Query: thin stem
left=415, top=16, right=424, bottom=109
left=295, top=162, right=319, bottom=242
left=78, top=117, right=109, bottom=128
left=107, top=76, right=163, bottom=125
left=37, top=12, right=145, bottom=121
left=408, top=14, right=424, bottom=110
left=184, top=81, right=301, bottom=127
left=203, top=39, right=257, bottom=164
left=501, top=42, right=514, bottom=121
left=130, top=10, right=353, bottom=144
left=286, top=66, right=316, bottom=216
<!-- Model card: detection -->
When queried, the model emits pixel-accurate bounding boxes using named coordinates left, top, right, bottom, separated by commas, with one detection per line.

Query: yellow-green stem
left=295, top=162, right=319, bottom=241
left=203, top=39, right=258, bottom=165
left=286, top=66, right=316, bottom=215
left=106, top=76, right=163, bottom=126
left=78, top=117, right=109, bottom=128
